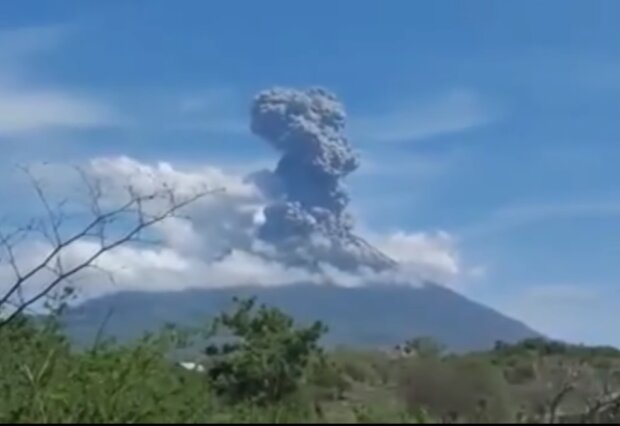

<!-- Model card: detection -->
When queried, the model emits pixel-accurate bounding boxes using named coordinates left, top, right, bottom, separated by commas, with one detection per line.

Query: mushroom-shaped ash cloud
left=249, top=87, right=397, bottom=272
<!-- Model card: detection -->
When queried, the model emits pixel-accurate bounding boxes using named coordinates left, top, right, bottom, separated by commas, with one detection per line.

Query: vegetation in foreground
left=1, top=296, right=620, bottom=423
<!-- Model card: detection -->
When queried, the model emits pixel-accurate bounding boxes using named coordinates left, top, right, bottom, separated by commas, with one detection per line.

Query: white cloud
left=0, top=25, right=120, bottom=137
left=61, top=241, right=320, bottom=299
left=0, top=156, right=474, bottom=308
left=85, top=156, right=265, bottom=260
left=369, top=230, right=464, bottom=287
left=88, top=155, right=257, bottom=200
left=350, top=89, right=497, bottom=143
left=0, top=238, right=322, bottom=308
left=0, top=157, right=316, bottom=306
left=84, top=157, right=471, bottom=290
left=0, top=85, right=121, bottom=136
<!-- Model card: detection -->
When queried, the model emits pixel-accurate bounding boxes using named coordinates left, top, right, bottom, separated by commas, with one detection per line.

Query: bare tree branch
left=0, top=165, right=220, bottom=327
left=0, top=229, right=23, bottom=280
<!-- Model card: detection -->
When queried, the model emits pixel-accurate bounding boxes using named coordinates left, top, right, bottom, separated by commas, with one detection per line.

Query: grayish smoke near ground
left=249, top=87, right=397, bottom=272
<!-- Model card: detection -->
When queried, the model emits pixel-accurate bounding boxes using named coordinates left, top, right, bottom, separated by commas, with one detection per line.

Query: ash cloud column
left=250, top=87, right=396, bottom=272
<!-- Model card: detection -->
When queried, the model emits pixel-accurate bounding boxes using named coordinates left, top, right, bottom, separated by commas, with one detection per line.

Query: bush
left=0, top=317, right=217, bottom=422
left=204, top=297, right=328, bottom=405
left=5, top=299, right=620, bottom=423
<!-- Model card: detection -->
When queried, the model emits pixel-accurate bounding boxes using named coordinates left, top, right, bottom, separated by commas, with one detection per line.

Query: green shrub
left=4, top=300, right=620, bottom=423
left=204, top=297, right=328, bottom=405
left=0, top=317, right=218, bottom=422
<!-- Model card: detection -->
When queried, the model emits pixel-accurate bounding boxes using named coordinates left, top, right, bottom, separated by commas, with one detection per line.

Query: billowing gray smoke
left=249, top=87, right=397, bottom=272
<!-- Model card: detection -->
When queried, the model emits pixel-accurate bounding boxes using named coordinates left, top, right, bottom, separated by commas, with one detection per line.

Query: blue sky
left=1, top=1, right=619, bottom=345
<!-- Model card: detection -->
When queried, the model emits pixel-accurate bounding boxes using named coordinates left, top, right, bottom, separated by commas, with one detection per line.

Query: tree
left=0, top=165, right=213, bottom=327
left=204, top=297, right=328, bottom=405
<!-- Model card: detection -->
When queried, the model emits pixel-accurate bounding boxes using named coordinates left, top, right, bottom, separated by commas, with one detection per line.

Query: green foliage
left=494, top=338, right=620, bottom=359
left=0, top=316, right=218, bottom=422
left=3, top=300, right=620, bottom=423
left=204, top=296, right=328, bottom=405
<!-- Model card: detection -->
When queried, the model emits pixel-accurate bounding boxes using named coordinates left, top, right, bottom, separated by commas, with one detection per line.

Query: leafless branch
left=17, top=165, right=65, bottom=247
left=0, top=166, right=217, bottom=328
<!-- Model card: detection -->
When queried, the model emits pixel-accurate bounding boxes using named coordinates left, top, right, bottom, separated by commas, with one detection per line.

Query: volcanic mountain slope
left=62, top=283, right=541, bottom=353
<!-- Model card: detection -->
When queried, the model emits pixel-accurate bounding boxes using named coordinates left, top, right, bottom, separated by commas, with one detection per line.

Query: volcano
left=61, top=87, right=541, bottom=352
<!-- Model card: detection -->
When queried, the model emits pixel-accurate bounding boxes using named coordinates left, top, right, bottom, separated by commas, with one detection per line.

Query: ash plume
left=249, top=87, right=397, bottom=272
